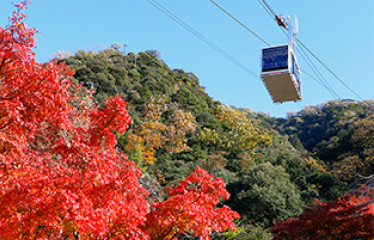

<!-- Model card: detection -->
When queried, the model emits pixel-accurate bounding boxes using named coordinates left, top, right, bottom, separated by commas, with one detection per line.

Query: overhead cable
left=257, top=0, right=287, bottom=29
left=296, top=38, right=365, bottom=101
left=209, top=0, right=271, bottom=46
left=258, top=0, right=277, bottom=18
left=298, top=46, right=340, bottom=99
left=147, top=0, right=258, bottom=79
left=257, top=0, right=275, bottom=19
left=277, top=28, right=340, bottom=99
left=302, top=70, right=339, bottom=99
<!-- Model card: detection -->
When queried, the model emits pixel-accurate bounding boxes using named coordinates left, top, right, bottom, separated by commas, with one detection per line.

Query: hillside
left=2, top=1, right=372, bottom=237
left=59, top=47, right=373, bottom=238
left=277, top=100, right=374, bottom=183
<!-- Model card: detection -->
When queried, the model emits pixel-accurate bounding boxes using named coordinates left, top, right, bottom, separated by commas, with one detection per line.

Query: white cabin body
left=260, top=44, right=301, bottom=103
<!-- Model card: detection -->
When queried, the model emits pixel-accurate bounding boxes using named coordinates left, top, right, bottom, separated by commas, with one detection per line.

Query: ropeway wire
left=146, top=0, right=258, bottom=79
left=296, top=38, right=365, bottom=101
left=297, top=45, right=341, bottom=99
left=302, top=69, right=340, bottom=99
left=209, top=0, right=271, bottom=46
left=278, top=28, right=340, bottom=99
left=257, top=0, right=276, bottom=19
left=258, top=0, right=277, bottom=18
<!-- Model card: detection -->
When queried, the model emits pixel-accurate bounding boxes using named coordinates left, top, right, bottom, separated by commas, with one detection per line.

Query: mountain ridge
left=59, top=47, right=373, bottom=238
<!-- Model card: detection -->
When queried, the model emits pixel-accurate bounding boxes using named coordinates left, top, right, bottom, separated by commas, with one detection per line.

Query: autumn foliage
left=144, top=167, right=240, bottom=240
left=0, top=2, right=239, bottom=239
left=271, top=191, right=374, bottom=240
left=125, top=99, right=196, bottom=165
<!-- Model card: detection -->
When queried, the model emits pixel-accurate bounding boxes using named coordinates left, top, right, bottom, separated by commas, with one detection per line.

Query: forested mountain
left=2, top=2, right=372, bottom=238
left=277, top=100, right=374, bottom=183
left=55, top=47, right=373, bottom=238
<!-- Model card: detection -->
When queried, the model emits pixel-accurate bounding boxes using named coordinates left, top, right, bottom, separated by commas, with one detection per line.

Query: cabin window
left=262, top=45, right=288, bottom=72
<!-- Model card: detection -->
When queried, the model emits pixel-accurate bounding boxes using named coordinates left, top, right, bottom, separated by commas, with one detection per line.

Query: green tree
left=226, top=163, right=303, bottom=227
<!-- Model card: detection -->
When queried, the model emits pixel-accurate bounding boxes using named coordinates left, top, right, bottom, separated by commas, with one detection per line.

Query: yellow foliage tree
left=165, top=109, right=196, bottom=154
left=214, top=105, right=272, bottom=151
left=125, top=98, right=196, bottom=165
left=125, top=101, right=167, bottom=165
left=198, top=128, right=221, bottom=146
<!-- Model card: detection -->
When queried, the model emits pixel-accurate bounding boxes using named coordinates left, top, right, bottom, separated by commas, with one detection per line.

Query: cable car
left=261, top=44, right=301, bottom=103
left=260, top=15, right=301, bottom=103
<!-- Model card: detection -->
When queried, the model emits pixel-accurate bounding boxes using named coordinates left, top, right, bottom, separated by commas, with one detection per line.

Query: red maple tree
left=0, top=2, right=239, bottom=239
left=144, top=166, right=240, bottom=240
left=271, top=191, right=374, bottom=240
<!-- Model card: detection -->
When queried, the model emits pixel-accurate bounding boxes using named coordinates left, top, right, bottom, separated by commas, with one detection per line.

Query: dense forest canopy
left=58, top=44, right=373, bottom=238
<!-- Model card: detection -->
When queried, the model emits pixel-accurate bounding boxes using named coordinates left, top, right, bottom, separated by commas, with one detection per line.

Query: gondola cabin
left=260, top=44, right=301, bottom=103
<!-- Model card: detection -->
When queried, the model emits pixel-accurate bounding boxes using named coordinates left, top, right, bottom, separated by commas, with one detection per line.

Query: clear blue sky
left=1, top=0, right=373, bottom=117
